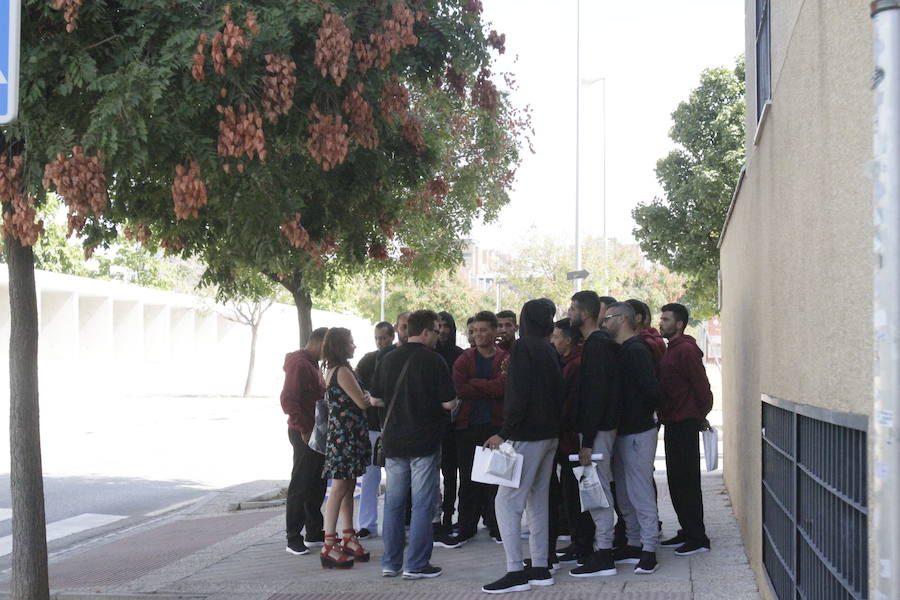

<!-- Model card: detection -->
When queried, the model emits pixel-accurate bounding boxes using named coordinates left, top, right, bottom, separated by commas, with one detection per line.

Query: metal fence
left=761, top=394, right=868, bottom=600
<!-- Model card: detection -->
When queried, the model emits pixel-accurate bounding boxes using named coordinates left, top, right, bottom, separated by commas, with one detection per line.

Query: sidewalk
left=0, top=464, right=759, bottom=600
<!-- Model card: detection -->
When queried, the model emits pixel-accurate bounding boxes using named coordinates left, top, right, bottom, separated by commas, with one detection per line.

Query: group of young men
left=279, top=291, right=714, bottom=594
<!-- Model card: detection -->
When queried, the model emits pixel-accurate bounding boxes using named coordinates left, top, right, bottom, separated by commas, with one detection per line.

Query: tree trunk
left=243, top=323, right=258, bottom=397
left=7, top=236, right=50, bottom=600
left=292, top=288, right=313, bottom=347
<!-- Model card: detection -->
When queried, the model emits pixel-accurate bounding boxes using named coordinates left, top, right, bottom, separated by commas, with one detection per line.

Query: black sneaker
left=522, top=558, right=558, bottom=574
left=482, top=570, right=531, bottom=594
left=285, top=540, right=309, bottom=555
left=490, top=531, right=503, bottom=544
left=634, top=551, right=658, bottom=574
left=382, top=567, right=400, bottom=577
left=613, top=544, right=642, bottom=564
left=357, top=528, right=374, bottom=540
left=524, top=566, right=554, bottom=587
left=674, top=541, right=710, bottom=556
left=433, top=533, right=464, bottom=549
left=556, top=550, right=578, bottom=565
left=569, top=549, right=617, bottom=577
left=304, top=531, right=325, bottom=547
left=402, top=564, right=443, bottom=579
left=660, top=533, right=685, bottom=548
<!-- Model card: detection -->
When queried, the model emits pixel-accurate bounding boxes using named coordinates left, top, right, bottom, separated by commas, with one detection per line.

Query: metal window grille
left=755, top=0, right=772, bottom=120
left=761, top=394, right=868, bottom=600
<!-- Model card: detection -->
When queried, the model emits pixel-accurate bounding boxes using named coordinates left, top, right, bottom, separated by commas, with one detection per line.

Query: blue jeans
left=382, top=451, right=440, bottom=572
left=357, top=430, right=381, bottom=531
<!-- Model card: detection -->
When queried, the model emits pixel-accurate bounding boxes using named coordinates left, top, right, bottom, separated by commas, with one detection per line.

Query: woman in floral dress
left=320, top=327, right=372, bottom=569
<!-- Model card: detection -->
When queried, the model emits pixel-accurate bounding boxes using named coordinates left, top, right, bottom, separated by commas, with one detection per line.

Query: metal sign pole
left=871, top=2, right=900, bottom=598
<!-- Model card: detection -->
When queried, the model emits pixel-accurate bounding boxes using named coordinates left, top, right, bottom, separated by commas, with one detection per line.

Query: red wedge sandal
left=341, top=529, right=371, bottom=562
left=320, top=533, right=354, bottom=569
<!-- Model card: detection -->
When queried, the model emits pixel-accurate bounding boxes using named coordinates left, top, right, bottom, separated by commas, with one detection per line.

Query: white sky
left=471, top=0, right=746, bottom=250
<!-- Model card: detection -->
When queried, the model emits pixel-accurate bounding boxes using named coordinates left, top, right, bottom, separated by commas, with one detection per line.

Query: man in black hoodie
left=482, top=299, right=563, bottom=594
left=604, top=302, right=663, bottom=575
left=567, top=291, right=621, bottom=578
left=435, top=311, right=464, bottom=534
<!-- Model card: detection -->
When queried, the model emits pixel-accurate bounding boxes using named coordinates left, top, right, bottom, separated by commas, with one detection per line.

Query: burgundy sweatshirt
left=657, top=334, right=713, bottom=424
left=279, top=349, right=325, bottom=437
left=452, top=346, right=509, bottom=430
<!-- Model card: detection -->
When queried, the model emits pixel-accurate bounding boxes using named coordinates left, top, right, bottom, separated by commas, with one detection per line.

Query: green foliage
left=631, top=58, right=745, bottom=318
left=500, top=235, right=687, bottom=318
left=8, top=0, right=527, bottom=341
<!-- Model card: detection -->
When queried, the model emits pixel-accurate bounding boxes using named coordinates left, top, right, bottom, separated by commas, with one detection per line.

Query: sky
left=471, top=0, right=746, bottom=251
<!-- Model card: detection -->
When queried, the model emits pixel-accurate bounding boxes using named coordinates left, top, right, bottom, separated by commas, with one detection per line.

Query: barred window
left=755, top=0, right=772, bottom=120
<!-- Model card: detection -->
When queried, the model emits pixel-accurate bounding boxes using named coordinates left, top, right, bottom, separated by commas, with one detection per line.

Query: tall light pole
left=574, top=0, right=605, bottom=292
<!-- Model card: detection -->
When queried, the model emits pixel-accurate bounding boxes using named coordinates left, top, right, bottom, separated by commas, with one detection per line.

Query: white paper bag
left=702, top=427, right=718, bottom=472
left=472, top=445, right=523, bottom=488
left=572, top=463, right=609, bottom=511
left=486, top=442, right=518, bottom=480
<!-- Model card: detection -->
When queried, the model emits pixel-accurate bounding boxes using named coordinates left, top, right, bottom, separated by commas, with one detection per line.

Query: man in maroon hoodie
left=627, top=299, right=666, bottom=366
left=281, top=327, right=328, bottom=556
left=452, top=310, right=508, bottom=544
left=657, top=303, right=713, bottom=556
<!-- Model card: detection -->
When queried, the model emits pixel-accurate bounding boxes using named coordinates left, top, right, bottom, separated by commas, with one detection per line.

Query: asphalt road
left=0, top=393, right=291, bottom=560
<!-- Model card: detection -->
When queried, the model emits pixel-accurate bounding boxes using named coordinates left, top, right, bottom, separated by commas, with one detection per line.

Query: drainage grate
left=761, top=395, right=868, bottom=600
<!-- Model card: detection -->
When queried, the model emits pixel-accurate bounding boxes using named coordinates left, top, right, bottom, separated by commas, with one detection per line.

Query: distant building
left=458, top=240, right=504, bottom=293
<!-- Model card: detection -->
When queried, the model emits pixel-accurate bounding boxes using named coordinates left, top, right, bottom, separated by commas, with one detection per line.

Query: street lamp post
left=574, top=0, right=606, bottom=292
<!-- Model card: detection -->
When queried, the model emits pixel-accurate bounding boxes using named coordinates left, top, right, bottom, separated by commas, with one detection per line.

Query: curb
left=228, top=487, right=285, bottom=511
left=0, top=594, right=206, bottom=600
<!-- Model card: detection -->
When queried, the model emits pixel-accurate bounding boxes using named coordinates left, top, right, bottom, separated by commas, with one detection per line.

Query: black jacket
left=356, top=345, right=396, bottom=431
left=371, top=343, right=455, bottom=458
left=435, top=311, right=464, bottom=369
left=617, top=336, right=663, bottom=435
left=499, top=299, right=563, bottom=441
left=577, top=329, right=621, bottom=447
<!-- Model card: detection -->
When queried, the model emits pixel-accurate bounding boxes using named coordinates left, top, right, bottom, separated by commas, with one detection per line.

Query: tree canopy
left=631, top=58, right=745, bottom=318
left=5, top=0, right=527, bottom=341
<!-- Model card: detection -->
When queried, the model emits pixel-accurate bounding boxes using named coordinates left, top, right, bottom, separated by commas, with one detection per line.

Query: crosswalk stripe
left=0, top=512, right=127, bottom=557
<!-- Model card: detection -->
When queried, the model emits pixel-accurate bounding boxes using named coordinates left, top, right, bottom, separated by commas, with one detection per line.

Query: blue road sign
left=0, top=0, right=20, bottom=125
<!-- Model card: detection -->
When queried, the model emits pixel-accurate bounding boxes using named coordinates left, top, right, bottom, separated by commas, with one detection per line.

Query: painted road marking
left=0, top=512, right=127, bottom=556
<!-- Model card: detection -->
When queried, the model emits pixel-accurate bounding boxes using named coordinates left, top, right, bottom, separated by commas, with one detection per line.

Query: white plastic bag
left=486, top=442, right=518, bottom=480
left=572, top=463, right=609, bottom=511
left=472, top=445, right=523, bottom=488
left=702, top=427, right=719, bottom=472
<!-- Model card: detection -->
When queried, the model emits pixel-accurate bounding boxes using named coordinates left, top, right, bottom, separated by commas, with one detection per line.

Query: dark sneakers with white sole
left=634, top=551, right=659, bottom=574
left=482, top=571, right=532, bottom=594
left=569, top=549, right=617, bottom=577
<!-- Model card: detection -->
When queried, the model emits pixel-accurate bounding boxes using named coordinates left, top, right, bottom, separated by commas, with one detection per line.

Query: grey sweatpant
left=612, top=427, right=660, bottom=551
left=586, top=430, right=617, bottom=550
left=494, top=438, right=558, bottom=573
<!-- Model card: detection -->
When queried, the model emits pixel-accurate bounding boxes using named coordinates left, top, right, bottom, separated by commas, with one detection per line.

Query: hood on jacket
left=519, top=298, right=556, bottom=338
left=436, top=311, right=458, bottom=350
left=667, top=333, right=703, bottom=355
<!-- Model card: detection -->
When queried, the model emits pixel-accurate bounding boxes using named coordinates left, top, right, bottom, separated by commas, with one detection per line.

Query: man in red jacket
left=657, top=303, right=713, bottom=556
left=452, top=310, right=508, bottom=544
left=281, top=327, right=329, bottom=556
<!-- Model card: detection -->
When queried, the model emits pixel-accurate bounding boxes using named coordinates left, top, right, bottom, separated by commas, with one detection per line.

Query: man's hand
left=579, top=447, right=593, bottom=466
left=700, top=419, right=711, bottom=431
left=484, top=434, right=505, bottom=450
left=441, top=398, right=460, bottom=411
left=369, top=396, right=385, bottom=408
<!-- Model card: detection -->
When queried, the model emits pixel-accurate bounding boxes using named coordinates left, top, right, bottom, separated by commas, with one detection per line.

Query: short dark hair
left=598, top=296, right=617, bottom=308
left=625, top=299, right=650, bottom=324
left=607, top=301, right=636, bottom=328
left=309, top=327, right=329, bottom=343
left=466, top=316, right=476, bottom=325
left=375, top=321, right=395, bottom=336
left=496, top=310, right=517, bottom=323
left=554, top=317, right=582, bottom=344
left=408, top=309, right=439, bottom=337
left=571, top=290, right=602, bottom=319
left=322, top=327, right=352, bottom=369
left=662, top=303, right=690, bottom=331
left=473, top=310, right=498, bottom=328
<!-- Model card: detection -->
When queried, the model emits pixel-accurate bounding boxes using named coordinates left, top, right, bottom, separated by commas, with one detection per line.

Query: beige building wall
left=721, top=2, right=873, bottom=597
